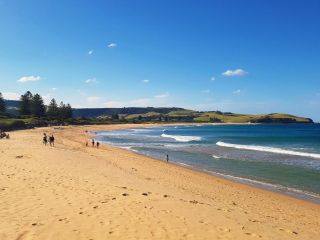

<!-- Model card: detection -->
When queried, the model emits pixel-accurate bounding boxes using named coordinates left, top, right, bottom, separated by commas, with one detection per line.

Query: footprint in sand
left=217, top=208, right=231, bottom=212
left=245, top=232, right=262, bottom=238
left=15, top=231, right=32, bottom=240
left=279, top=228, right=298, bottom=235
left=217, top=226, right=231, bottom=232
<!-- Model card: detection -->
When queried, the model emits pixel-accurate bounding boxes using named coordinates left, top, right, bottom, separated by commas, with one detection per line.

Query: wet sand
left=0, top=124, right=319, bottom=239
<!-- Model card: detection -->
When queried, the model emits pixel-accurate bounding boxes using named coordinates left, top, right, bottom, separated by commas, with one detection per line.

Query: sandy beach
left=0, top=124, right=319, bottom=240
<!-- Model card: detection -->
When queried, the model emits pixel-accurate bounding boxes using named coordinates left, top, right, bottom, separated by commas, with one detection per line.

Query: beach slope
left=0, top=124, right=319, bottom=239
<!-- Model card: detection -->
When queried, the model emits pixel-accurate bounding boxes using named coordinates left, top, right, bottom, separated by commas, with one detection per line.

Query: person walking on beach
left=97, top=142, right=100, bottom=148
left=49, top=135, right=55, bottom=147
left=92, top=139, right=95, bottom=147
left=166, top=154, right=169, bottom=163
left=43, top=133, right=48, bottom=146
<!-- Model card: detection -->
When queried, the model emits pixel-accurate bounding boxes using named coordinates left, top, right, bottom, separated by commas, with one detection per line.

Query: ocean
left=94, top=124, right=320, bottom=203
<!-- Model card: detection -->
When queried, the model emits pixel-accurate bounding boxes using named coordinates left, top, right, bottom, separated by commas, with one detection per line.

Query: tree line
left=0, top=91, right=72, bottom=119
left=0, top=92, right=5, bottom=113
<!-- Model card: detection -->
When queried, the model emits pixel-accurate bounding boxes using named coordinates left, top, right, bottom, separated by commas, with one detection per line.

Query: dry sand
left=0, top=124, right=319, bottom=240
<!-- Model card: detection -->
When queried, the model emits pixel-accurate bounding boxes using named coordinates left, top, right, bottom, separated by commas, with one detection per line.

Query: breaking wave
left=216, top=141, right=320, bottom=159
left=161, top=133, right=202, bottom=142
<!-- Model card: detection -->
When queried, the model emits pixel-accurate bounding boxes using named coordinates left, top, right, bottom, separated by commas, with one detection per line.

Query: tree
left=0, top=92, right=6, bottom=113
left=31, top=94, right=46, bottom=117
left=47, top=98, right=59, bottom=118
left=58, top=101, right=66, bottom=119
left=65, top=103, right=73, bottom=118
left=58, top=101, right=73, bottom=119
left=19, top=91, right=33, bottom=115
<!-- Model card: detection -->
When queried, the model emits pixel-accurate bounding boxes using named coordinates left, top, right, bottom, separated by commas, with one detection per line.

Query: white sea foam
left=212, top=154, right=221, bottom=159
left=216, top=141, right=320, bottom=159
left=161, top=133, right=202, bottom=142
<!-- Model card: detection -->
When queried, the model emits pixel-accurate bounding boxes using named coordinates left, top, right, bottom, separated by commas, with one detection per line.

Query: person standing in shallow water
left=166, top=154, right=169, bottom=163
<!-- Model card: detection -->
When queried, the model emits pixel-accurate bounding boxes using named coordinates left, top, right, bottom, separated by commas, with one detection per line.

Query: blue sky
left=0, top=0, right=319, bottom=121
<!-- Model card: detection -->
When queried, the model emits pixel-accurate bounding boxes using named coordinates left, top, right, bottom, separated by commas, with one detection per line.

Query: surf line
left=216, top=141, right=320, bottom=159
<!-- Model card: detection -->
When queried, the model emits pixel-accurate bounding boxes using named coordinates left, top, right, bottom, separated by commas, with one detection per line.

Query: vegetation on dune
left=0, top=91, right=314, bottom=131
left=0, top=92, right=6, bottom=113
left=0, top=91, right=73, bottom=131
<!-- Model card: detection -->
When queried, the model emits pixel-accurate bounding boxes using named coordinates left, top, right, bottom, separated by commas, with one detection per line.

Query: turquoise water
left=95, top=124, right=320, bottom=202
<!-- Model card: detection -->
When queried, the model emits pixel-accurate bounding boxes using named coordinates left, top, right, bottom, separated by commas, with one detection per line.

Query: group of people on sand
left=86, top=138, right=100, bottom=148
left=43, top=133, right=55, bottom=147
left=0, top=130, right=9, bottom=139
left=84, top=130, right=100, bottom=148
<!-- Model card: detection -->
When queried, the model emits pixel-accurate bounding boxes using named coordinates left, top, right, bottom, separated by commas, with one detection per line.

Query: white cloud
left=42, top=93, right=52, bottom=104
left=107, top=43, right=117, bottom=48
left=232, top=89, right=241, bottom=94
left=142, top=79, right=149, bottom=84
left=51, top=87, right=57, bottom=91
left=88, top=50, right=93, bottom=55
left=201, top=89, right=211, bottom=94
left=2, top=92, right=20, bottom=100
left=17, top=75, right=41, bottom=83
left=104, top=101, right=124, bottom=108
left=87, top=96, right=101, bottom=104
left=85, top=78, right=98, bottom=84
left=104, top=93, right=170, bottom=108
left=211, top=76, right=215, bottom=81
left=154, top=92, right=169, bottom=98
left=222, top=69, right=248, bottom=77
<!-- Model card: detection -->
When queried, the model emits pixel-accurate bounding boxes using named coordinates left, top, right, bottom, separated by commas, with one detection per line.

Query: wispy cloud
left=142, top=79, right=149, bottom=84
left=87, top=96, right=101, bottom=104
left=17, top=75, right=41, bottom=83
left=232, top=89, right=241, bottom=94
left=2, top=92, right=20, bottom=100
left=222, top=69, right=248, bottom=77
left=107, top=43, right=117, bottom=48
left=210, top=76, right=215, bottom=81
left=85, top=78, right=98, bottom=84
left=42, top=93, right=53, bottom=104
left=104, top=93, right=170, bottom=108
left=51, top=87, right=57, bottom=91
left=201, top=89, right=211, bottom=94
left=154, top=92, right=169, bottom=98
left=88, top=50, right=93, bottom=55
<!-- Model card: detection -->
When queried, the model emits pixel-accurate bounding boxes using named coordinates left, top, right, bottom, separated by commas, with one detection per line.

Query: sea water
left=95, top=124, right=320, bottom=203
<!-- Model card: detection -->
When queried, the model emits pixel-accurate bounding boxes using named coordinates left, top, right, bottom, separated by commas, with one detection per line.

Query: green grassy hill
left=123, top=111, right=313, bottom=124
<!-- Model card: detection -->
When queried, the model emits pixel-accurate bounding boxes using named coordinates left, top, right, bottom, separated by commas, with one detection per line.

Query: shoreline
left=91, top=124, right=320, bottom=204
left=1, top=124, right=319, bottom=239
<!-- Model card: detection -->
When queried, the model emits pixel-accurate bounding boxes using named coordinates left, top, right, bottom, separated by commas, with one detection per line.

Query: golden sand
left=0, top=124, right=319, bottom=240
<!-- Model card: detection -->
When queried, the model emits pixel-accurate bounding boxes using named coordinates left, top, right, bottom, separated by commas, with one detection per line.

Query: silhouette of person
left=43, top=133, right=48, bottom=146
left=49, top=135, right=55, bottom=147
